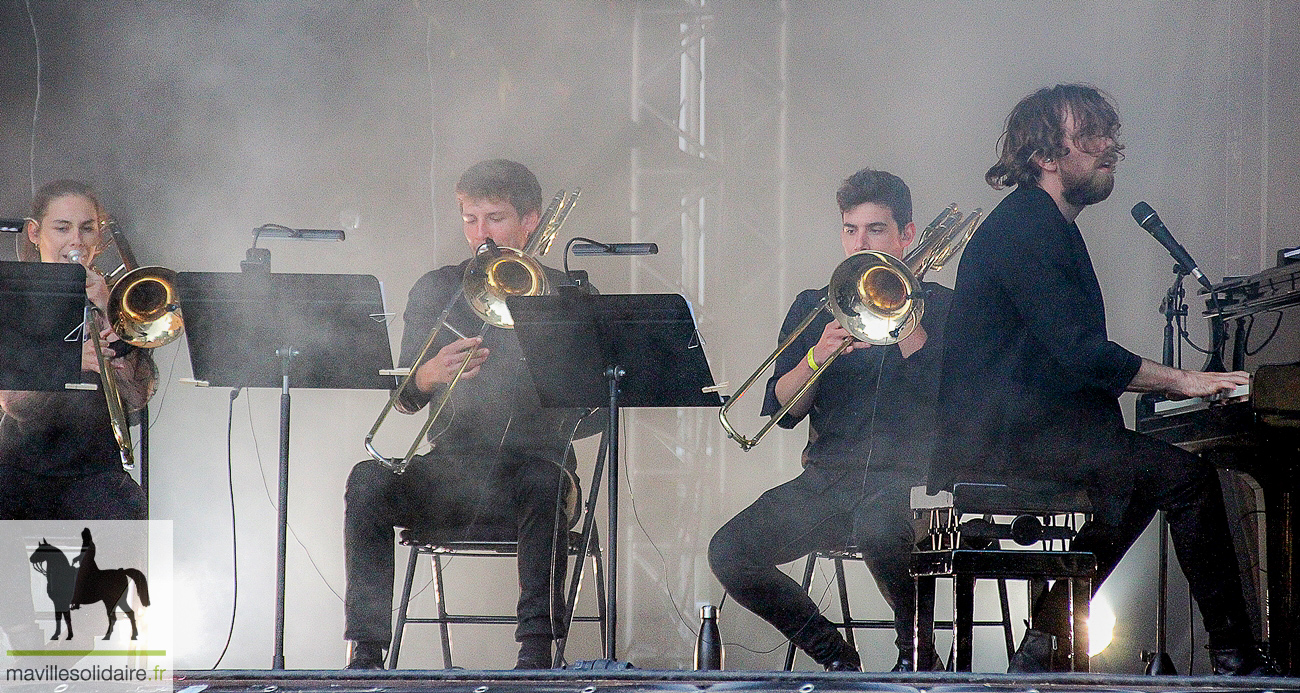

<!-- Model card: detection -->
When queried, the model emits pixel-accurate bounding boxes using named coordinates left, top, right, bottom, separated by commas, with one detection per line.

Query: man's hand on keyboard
left=1171, top=369, right=1251, bottom=401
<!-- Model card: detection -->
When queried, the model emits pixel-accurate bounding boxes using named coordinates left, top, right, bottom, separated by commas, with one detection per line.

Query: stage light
left=1089, top=596, right=1116, bottom=656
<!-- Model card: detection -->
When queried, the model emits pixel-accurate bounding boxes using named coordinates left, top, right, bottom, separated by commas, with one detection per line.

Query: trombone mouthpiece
left=67, top=249, right=83, bottom=263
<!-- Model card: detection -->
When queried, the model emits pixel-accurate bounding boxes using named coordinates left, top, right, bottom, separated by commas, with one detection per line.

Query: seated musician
left=933, top=84, right=1273, bottom=675
left=344, top=159, right=592, bottom=670
left=0, top=180, right=153, bottom=520
left=709, top=168, right=946, bottom=672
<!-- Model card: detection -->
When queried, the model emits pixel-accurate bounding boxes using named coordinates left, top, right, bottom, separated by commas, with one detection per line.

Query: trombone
left=73, top=221, right=184, bottom=470
left=365, top=189, right=579, bottom=474
left=718, top=204, right=982, bottom=451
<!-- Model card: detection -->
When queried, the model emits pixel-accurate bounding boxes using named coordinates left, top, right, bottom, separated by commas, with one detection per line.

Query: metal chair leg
left=590, top=526, right=608, bottom=658
left=834, top=558, right=856, bottom=649
left=954, top=574, right=976, bottom=672
left=997, top=578, right=1015, bottom=663
left=1070, top=576, right=1091, bottom=672
left=784, top=553, right=819, bottom=671
left=554, top=526, right=607, bottom=666
left=431, top=553, right=453, bottom=668
left=388, top=545, right=423, bottom=668
left=1027, top=577, right=1047, bottom=631
left=914, top=575, right=936, bottom=672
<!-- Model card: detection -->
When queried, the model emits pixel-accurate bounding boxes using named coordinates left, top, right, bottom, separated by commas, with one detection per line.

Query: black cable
left=145, top=342, right=183, bottom=435
left=720, top=569, right=840, bottom=657
left=212, top=387, right=241, bottom=668
left=853, top=347, right=888, bottom=501
left=1176, top=308, right=1214, bottom=355
left=23, top=0, right=40, bottom=199
left=625, top=427, right=842, bottom=655
left=562, top=237, right=608, bottom=279
left=1245, top=311, right=1284, bottom=356
left=547, top=407, right=600, bottom=660
left=243, top=391, right=345, bottom=602
left=624, top=454, right=696, bottom=640
left=250, top=223, right=293, bottom=249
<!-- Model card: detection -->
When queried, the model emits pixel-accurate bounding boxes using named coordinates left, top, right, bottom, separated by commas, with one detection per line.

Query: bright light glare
left=1088, top=596, right=1116, bottom=656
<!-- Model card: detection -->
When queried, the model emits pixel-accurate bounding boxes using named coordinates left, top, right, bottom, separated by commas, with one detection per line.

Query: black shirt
left=760, top=280, right=952, bottom=477
left=931, top=185, right=1143, bottom=496
left=1, top=374, right=125, bottom=477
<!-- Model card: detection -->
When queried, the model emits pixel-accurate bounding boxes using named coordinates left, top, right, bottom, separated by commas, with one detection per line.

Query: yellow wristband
left=807, top=346, right=819, bottom=370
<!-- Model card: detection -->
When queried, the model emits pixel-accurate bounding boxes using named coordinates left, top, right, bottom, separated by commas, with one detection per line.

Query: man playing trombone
left=344, top=160, right=589, bottom=670
left=709, top=169, right=946, bottom=671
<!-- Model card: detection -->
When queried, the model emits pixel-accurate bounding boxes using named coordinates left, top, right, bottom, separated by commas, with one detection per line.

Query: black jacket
left=931, top=185, right=1142, bottom=498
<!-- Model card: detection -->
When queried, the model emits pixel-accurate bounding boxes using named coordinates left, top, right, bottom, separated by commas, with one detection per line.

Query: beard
left=1061, top=166, right=1115, bottom=207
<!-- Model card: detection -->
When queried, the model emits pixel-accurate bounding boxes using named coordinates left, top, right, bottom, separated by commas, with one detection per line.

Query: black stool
left=389, top=526, right=607, bottom=668
left=911, top=482, right=1095, bottom=672
left=786, top=545, right=1015, bottom=671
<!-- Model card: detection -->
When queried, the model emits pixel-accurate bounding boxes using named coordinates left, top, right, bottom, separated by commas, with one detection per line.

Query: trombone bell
left=108, top=266, right=184, bottom=348
left=465, top=247, right=549, bottom=329
left=860, top=265, right=907, bottom=315
left=830, top=250, right=921, bottom=345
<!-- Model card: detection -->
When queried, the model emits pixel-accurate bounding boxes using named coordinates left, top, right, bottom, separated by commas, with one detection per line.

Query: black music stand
left=508, top=292, right=721, bottom=661
left=0, top=261, right=86, bottom=391
left=176, top=271, right=393, bottom=669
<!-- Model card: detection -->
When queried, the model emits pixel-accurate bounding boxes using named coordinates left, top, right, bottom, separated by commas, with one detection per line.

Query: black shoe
left=891, top=648, right=945, bottom=672
left=1211, top=644, right=1280, bottom=676
left=821, top=644, right=862, bottom=672
left=825, top=657, right=861, bottom=672
left=345, top=641, right=386, bottom=670
left=1007, top=628, right=1061, bottom=673
left=514, top=654, right=553, bottom=670
left=515, top=635, right=554, bottom=669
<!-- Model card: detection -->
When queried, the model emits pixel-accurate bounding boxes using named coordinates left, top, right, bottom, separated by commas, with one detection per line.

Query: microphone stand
left=1145, top=264, right=1186, bottom=676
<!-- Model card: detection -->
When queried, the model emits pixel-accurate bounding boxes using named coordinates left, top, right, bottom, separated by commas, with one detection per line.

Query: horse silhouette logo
left=28, top=528, right=151, bottom=640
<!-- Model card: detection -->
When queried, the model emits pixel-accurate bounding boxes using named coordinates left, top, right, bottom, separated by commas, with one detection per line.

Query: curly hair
left=985, top=84, right=1124, bottom=189
left=835, top=168, right=912, bottom=229
left=455, top=159, right=543, bottom=218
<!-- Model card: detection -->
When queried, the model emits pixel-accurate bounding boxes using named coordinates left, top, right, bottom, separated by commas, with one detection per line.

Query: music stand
left=176, top=271, right=394, bottom=669
left=508, top=292, right=721, bottom=661
left=0, top=261, right=85, bottom=391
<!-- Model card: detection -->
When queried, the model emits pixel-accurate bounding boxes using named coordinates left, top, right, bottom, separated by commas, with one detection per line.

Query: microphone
left=571, top=242, right=658, bottom=256
left=1131, top=202, right=1213, bottom=290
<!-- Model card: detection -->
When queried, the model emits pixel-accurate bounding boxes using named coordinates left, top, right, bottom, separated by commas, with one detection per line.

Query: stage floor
left=174, top=669, right=1300, bottom=693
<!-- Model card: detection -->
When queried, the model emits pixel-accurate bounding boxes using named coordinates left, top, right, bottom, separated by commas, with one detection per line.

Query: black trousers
left=708, top=465, right=931, bottom=659
left=343, top=450, right=570, bottom=645
left=1030, top=427, right=1254, bottom=649
left=0, top=466, right=146, bottom=520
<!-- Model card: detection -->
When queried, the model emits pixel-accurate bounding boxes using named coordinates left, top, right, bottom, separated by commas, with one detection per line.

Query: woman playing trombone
left=0, top=180, right=153, bottom=519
